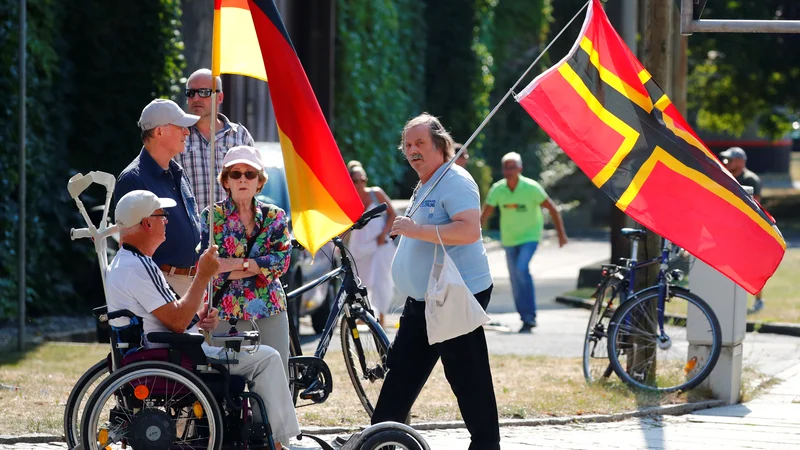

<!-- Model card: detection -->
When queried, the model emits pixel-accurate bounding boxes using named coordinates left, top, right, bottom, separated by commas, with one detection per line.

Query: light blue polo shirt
left=391, top=164, right=493, bottom=301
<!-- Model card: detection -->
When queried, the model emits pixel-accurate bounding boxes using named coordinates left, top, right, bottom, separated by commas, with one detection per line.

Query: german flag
left=212, top=0, right=364, bottom=255
left=516, top=0, right=784, bottom=294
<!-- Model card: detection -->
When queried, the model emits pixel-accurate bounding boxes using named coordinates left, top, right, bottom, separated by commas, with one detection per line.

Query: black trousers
left=371, top=285, right=500, bottom=450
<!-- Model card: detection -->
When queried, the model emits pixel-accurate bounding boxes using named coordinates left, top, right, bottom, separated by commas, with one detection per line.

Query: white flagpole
left=204, top=79, right=218, bottom=344
left=403, top=0, right=589, bottom=219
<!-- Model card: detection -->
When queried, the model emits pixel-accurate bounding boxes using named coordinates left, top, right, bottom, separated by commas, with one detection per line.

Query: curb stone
left=556, top=295, right=800, bottom=337
left=0, top=434, right=62, bottom=445
left=0, top=400, right=725, bottom=444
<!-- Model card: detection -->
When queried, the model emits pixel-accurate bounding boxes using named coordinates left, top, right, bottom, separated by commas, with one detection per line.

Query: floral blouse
left=199, top=197, right=291, bottom=320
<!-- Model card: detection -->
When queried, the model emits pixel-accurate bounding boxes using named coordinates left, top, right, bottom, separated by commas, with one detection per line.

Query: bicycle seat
left=620, top=228, right=647, bottom=240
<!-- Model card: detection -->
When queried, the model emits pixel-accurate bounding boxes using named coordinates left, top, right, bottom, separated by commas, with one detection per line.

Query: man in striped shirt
left=177, top=68, right=255, bottom=212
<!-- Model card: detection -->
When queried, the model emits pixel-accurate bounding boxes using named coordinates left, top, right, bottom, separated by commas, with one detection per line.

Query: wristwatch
left=242, top=258, right=250, bottom=270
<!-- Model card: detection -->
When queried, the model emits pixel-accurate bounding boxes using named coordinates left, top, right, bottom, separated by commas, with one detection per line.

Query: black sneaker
left=519, top=322, right=534, bottom=333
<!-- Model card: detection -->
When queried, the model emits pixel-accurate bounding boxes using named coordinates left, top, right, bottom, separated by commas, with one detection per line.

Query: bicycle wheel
left=582, top=278, right=620, bottom=383
left=80, top=361, right=223, bottom=450
left=64, top=358, right=110, bottom=448
left=606, top=288, right=722, bottom=393
left=340, top=310, right=389, bottom=417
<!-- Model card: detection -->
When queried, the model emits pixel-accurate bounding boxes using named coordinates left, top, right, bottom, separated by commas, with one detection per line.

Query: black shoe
left=519, top=322, right=534, bottom=333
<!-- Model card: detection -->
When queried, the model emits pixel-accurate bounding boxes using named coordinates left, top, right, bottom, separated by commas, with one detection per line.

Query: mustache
left=407, top=153, right=423, bottom=161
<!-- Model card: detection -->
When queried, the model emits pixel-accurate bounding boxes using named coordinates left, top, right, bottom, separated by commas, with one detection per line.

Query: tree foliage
left=688, top=1, right=800, bottom=137
left=0, top=0, right=185, bottom=321
left=1, top=0, right=73, bottom=320
left=333, top=0, right=426, bottom=196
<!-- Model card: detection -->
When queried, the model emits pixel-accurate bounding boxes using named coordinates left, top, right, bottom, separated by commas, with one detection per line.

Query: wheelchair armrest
left=92, top=305, right=108, bottom=318
left=106, top=309, right=138, bottom=321
left=147, top=332, right=205, bottom=345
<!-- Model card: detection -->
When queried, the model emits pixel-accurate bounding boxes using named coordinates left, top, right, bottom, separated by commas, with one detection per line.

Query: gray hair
left=501, top=152, right=523, bottom=167
left=399, top=113, right=455, bottom=160
left=186, top=68, right=223, bottom=92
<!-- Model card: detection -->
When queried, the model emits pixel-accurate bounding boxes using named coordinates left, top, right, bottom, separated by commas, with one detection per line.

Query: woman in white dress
left=346, top=161, right=398, bottom=326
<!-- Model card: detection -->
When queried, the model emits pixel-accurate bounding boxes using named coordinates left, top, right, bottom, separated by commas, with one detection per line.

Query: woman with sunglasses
left=198, top=145, right=294, bottom=382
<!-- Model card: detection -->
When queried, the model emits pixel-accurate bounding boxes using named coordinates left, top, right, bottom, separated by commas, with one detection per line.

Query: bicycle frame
left=620, top=236, right=679, bottom=339
left=285, top=236, right=390, bottom=361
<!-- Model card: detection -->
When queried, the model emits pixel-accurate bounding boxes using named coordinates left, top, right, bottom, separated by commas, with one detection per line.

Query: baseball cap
left=138, top=99, right=200, bottom=131
left=223, top=145, right=264, bottom=171
left=115, top=190, right=177, bottom=227
left=719, top=146, right=747, bottom=161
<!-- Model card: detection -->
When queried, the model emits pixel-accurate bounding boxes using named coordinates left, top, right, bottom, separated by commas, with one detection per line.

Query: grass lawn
left=0, top=342, right=707, bottom=436
left=563, top=246, right=800, bottom=324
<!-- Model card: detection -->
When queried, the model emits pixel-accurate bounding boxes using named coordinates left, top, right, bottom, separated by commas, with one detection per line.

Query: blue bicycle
left=582, top=228, right=722, bottom=393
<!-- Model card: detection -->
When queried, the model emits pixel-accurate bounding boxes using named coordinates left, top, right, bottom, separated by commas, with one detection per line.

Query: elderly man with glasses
left=176, top=68, right=256, bottom=213
left=113, top=98, right=203, bottom=296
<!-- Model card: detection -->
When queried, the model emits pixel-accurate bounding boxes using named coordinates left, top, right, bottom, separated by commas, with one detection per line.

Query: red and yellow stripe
left=212, top=0, right=363, bottom=254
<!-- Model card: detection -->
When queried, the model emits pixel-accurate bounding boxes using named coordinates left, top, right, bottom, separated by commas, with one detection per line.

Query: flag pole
left=403, top=0, right=589, bottom=219
left=203, top=80, right=218, bottom=345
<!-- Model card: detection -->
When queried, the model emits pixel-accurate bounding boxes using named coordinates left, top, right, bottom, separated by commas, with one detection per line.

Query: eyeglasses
left=185, top=88, right=221, bottom=98
left=229, top=170, right=259, bottom=180
left=150, top=212, right=169, bottom=217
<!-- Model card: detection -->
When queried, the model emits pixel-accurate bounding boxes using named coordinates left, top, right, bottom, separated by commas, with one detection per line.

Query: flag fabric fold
left=516, top=0, right=785, bottom=294
left=212, top=0, right=364, bottom=255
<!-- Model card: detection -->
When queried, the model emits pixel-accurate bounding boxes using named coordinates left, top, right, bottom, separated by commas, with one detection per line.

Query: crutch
left=67, top=171, right=119, bottom=295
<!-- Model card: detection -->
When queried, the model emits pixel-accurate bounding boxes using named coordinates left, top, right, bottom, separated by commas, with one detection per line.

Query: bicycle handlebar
left=352, top=203, right=388, bottom=231
left=290, top=203, right=388, bottom=252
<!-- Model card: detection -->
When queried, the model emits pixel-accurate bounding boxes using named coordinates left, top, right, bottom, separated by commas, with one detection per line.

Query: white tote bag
left=425, top=226, right=490, bottom=345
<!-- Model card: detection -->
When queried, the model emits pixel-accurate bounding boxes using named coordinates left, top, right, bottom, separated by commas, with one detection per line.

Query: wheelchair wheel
left=64, top=358, right=109, bottom=448
left=80, top=361, right=223, bottom=450
left=358, top=429, right=425, bottom=450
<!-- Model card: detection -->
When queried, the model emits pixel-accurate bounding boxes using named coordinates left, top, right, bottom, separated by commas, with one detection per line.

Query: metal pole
left=17, top=0, right=26, bottom=352
left=404, top=0, right=590, bottom=218
left=681, top=0, right=800, bottom=35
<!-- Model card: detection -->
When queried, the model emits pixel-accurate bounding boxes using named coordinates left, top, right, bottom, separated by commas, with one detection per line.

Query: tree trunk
left=627, top=0, right=673, bottom=384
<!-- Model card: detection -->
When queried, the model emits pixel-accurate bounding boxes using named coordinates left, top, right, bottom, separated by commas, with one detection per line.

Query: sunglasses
left=229, top=170, right=259, bottom=180
left=150, top=212, right=169, bottom=217
left=185, top=88, right=221, bottom=98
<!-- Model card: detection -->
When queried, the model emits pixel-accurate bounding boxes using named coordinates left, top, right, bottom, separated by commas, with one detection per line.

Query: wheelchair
left=72, top=306, right=430, bottom=450
left=66, top=171, right=430, bottom=450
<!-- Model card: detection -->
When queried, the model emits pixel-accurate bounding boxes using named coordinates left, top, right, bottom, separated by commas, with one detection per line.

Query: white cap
left=223, top=145, right=264, bottom=171
left=115, top=190, right=177, bottom=227
left=138, top=99, right=200, bottom=131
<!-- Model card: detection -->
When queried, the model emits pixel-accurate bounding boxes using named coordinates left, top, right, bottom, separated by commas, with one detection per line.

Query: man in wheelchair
left=104, top=190, right=300, bottom=449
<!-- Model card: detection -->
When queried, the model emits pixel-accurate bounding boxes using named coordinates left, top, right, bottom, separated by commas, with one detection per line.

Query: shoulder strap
left=369, top=188, right=379, bottom=205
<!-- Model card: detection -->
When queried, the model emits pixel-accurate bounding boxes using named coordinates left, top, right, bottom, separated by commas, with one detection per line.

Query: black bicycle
left=582, top=228, right=722, bottom=393
left=285, top=203, right=392, bottom=417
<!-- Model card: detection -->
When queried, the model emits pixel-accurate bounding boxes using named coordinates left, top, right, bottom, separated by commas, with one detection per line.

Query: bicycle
left=285, top=202, right=392, bottom=417
left=582, top=228, right=722, bottom=393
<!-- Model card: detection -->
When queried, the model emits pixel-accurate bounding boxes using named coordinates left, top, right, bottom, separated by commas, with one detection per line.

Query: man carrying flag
left=516, top=0, right=784, bottom=294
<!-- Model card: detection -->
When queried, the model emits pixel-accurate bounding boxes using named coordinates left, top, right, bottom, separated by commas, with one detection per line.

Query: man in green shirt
left=481, top=152, right=568, bottom=333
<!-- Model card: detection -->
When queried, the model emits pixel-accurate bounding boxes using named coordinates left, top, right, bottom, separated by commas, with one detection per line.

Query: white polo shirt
left=106, top=245, right=183, bottom=347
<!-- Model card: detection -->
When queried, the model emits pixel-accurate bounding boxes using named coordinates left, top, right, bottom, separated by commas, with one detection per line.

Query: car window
left=258, top=166, right=290, bottom=214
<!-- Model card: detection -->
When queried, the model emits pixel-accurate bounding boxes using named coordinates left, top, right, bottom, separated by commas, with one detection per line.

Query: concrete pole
left=687, top=186, right=753, bottom=404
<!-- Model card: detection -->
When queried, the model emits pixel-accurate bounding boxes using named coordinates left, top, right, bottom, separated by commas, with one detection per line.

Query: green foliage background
left=333, top=0, right=426, bottom=195
left=688, top=1, right=800, bottom=137
left=1, top=0, right=184, bottom=321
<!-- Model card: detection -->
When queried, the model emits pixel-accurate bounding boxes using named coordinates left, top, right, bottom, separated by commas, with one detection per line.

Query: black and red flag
left=516, top=0, right=785, bottom=294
